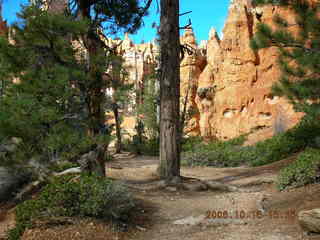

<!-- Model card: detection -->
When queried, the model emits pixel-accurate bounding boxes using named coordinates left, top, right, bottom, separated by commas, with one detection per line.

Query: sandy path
left=107, top=154, right=320, bottom=240
left=1, top=154, right=319, bottom=240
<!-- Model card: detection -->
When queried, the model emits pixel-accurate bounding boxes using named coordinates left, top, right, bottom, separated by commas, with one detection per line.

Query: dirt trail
left=107, top=154, right=320, bottom=240
left=1, top=154, right=320, bottom=240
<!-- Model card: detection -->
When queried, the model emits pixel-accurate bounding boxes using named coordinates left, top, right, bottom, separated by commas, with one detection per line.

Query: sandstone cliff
left=193, top=0, right=303, bottom=142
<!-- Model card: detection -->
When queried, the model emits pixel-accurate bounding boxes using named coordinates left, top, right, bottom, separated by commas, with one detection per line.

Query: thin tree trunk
left=110, top=55, right=123, bottom=154
left=158, top=0, right=181, bottom=180
left=112, top=102, right=122, bottom=153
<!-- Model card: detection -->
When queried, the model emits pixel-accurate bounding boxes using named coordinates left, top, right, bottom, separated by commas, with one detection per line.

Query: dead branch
left=179, top=11, right=192, bottom=17
left=179, top=19, right=192, bottom=30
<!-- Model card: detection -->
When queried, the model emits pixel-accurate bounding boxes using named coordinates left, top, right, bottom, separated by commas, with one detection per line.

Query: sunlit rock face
left=194, top=0, right=303, bottom=142
left=115, top=33, right=159, bottom=86
left=180, top=27, right=206, bottom=136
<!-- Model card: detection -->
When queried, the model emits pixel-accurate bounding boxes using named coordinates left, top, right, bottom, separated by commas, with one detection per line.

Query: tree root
left=124, top=176, right=258, bottom=193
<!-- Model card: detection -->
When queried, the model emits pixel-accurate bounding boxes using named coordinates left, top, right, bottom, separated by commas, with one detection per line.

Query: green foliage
left=247, top=131, right=302, bottom=166
left=248, top=117, right=320, bottom=166
left=8, top=174, right=135, bottom=240
left=181, top=136, right=203, bottom=152
left=136, top=74, right=159, bottom=139
left=251, top=1, right=320, bottom=120
left=139, top=137, right=159, bottom=156
left=124, top=71, right=160, bottom=156
left=49, top=161, right=80, bottom=172
left=0, top=6, right=110, bottom=172
left=69, top=0, right=152, bottom=35
left=182, top=117, right=320, bottom=167
left=181, top=136, right=247, bottom=167
left=105, top=55, right=133, bottom=110
left=277, top=148, right=320, bottom=190
left=123, top=137, right=159, bottom=156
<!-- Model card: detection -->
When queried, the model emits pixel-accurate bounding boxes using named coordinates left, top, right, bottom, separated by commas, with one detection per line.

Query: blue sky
left=2, top=0, right=230, bottom=43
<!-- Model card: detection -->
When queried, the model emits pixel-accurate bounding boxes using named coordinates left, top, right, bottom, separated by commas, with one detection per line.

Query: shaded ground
left=107, top=154, right=320, bottom=240
left=1, top=153, right=320, bottom=240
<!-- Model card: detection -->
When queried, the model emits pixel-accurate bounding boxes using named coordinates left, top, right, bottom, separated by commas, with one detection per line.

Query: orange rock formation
left=193, top=0, right=303, bottom=141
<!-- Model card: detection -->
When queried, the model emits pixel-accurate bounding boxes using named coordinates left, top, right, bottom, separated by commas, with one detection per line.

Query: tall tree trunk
left=158, top=0, right=181, bottom=180
left=112, top=102, right=122, bottom=153
left=88, top=76, right=105, bottom=136
left=79, top=3, right=106, bottom=177
left=77, top=0, right=106, bottom=136
left=86, top=39, right=107, bottom=177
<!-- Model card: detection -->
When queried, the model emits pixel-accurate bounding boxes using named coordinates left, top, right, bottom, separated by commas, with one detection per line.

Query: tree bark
left=79, top=2, right=106, bottom=177
left=158, top=0, right=181, bottom=180
left=112, top=102, right=122, bottom=153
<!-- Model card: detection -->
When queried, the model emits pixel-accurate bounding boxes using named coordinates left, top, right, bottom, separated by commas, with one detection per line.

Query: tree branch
left=44, top=114, right=80, bottom=129
left=130, top=0, right=153, bottom=31
left=179, top=19, right=192, bottom=30
left=271, top=41, right=319, bottom=54
left=179, top=11, right=192, bottom=17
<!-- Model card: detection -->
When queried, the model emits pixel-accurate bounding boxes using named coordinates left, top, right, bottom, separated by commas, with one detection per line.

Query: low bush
left=48, top=161, right=80, bottom=172
left=277, top=148, right=320, bottom=190
left=182, top=117, right=320, bottom=168
left=247, top=132, right=302, bottom=166
left=181, top=136, right=247, bottom=167
left=181, top=136, right=203, bottom=152
left=123, top=137, right=159, bottom=156
left=247, top=118, right=320, bottom=166
left=7, top=174, right=135, bottom=240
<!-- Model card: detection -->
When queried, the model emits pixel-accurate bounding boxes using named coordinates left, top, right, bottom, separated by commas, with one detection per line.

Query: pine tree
left=251, top=0, right=320, bottom=120
left=137, top=74, right=160, bottom=140
left=3, top=0, right=153, bottom=176
left=107, top=54, right=134, bottom=154
left=65, top=0, right=153, bottom=169
left=68, top=0, right=153, bottom=136
left=0, top=6, right=109, bottom=175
